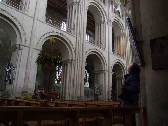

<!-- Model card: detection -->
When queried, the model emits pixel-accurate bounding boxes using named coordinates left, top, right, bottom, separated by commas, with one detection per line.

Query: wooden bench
left=0, top=106, right=146, bottom=126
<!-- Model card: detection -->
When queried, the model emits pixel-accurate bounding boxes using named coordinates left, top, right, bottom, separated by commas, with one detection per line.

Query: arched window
left=84, top=69, right=89, bottom=87
left=61, top=21, right=66, bottom=31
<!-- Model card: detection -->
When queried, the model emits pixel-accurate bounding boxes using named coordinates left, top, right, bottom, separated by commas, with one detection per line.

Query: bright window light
left=86, top=34, right=90, bottom=41
left=61, top=21, right=66, bottom=31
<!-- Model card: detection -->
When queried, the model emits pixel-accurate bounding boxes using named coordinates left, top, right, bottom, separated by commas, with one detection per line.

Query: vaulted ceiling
left=47, top=0, right=95, bottom=33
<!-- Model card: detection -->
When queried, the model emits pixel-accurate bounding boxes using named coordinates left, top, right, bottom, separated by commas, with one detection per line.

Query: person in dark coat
left=118, top=63, right=140, bottom=126
left=119, top=63, right=140, bottom=107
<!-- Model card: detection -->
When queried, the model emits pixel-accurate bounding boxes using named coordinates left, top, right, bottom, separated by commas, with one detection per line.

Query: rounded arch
left=0, top=8, right=27, bottom=45
left=112, top=17, right=124, bottom=35
left=111, top=59, right=126, bottom=75
left=111, top=59, right=125, bottom=100
left=0, top=9, right=26, bottom=96
left=87, top=1, right=107, bottom=23
left=85, top=49, right=107, bottom=71
left=36, top=32, right=75, bottom=61
left=84, top=49, right=107, bottom=100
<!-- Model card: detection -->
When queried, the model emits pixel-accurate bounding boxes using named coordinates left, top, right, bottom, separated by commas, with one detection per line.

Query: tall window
left=84, top=69, right=89, bottom=87
left=55, top=65, right=62, bottom=84
left=86, top=34, right=90, bottom=41
left=61, top=21, right=66, bottom=31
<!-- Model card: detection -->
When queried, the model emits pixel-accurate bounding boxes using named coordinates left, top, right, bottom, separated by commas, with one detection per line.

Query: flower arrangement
left=35, top=51, right=62, bottom=67
left=36, top=37, right=62, bottom=66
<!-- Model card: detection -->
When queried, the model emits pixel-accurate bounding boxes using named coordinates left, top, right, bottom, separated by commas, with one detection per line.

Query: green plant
left=35, top=51, right=62, bottom=67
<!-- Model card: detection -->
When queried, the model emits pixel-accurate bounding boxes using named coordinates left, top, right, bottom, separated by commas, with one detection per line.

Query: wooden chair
left=54, top=101, right=69, bottom=107
left=0, top=98, right=6, bottom=106
left=83, top=102, right=99, bottom=126
left=67, top=102, right=86, bottom=126
left=111, top=101, right=124, bottom=125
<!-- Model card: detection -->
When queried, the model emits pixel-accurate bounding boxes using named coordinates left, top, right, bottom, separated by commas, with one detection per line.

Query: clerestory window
left=86, top=34, right=90, bottom=41
left=61, top=21, right=66, bottom=31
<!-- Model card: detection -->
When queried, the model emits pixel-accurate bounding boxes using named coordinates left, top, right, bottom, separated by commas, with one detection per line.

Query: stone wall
left=133, top=0, right=168, bottom=125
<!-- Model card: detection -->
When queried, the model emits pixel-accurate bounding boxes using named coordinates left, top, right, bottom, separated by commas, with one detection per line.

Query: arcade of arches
left=0, top=0, right=130, bottom=101
left=1, top=0, right=168, bottom=125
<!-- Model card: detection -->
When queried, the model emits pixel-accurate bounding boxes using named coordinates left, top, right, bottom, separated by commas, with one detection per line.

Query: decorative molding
left=62, top=59, right=75, bottom=64
left=36, top=30, right=75, bottom=60
left=36, top=31, right=74, bottom=49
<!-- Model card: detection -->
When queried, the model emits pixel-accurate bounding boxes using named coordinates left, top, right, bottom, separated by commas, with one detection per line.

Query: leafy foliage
left=36, top=51, right=62, bottom=67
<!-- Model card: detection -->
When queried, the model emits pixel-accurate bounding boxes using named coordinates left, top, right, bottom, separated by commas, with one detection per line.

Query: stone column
left=95, top=23, right=99, bottom=46
left=23, top=0, right=40, bottom=96
left=37, top=0, right=47, bottom=21
left=67, top=1, right=87, bottom=100
left=104, top=70, right=109, bottom=100
left=120, top=34, right=126, bottom=58
left=101, top=22, right=106, bottom=49
left=107, top=20, right=112, bottom=100
left=94, top=70, right=108, bottom=100
left=61, top=59, right=75, bottom=100
left=118, top=36, right=121, bottom=55
left=67, top=2, right=78, bottom=34
left=27, top=48, right=40, bottom=94
left=95, top=22, right=107, bottom=49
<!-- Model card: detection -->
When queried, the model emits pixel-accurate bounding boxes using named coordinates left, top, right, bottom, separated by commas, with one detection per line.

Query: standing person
left=119, top=63, right=140, bottom=106
left=118, top=63, right=140, bottom=126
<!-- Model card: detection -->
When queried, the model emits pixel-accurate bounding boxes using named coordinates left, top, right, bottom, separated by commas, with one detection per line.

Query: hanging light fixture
left=49, top=37, right=56, bottom=45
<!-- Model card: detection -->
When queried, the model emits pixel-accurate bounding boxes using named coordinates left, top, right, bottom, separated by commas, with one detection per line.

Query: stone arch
left=85, top=49, right=107, bottom=71
left=112, top=59, right=126, bottom=74
left=36, top=32, right=75, bottom=61
left=86, top=1, right=107, bottom=48
left=87, top=0, right=107, bottom=23
left=0, top=9, right=26, bottom=97
left=112, top=17, right=124, bottom=35
left=112, top=17, right=126, bottom=56
left=35, top=32, right=75, bottom=98
left=111, top=59, right=125, bottom=100
left=0, top=8, right=27, bottom=45
left=84, top=49, right=107, bottom=100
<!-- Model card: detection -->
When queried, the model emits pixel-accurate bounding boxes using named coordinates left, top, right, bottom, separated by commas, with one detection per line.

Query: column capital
left=108, top=20, right=113, bottom=26
left=94, top=70, right=108, bottom=74
left=62, top=59, right=75, bottom=64
left=67, top=0, right=79, bottom=7
left=9, top=44, right=29, bottom=52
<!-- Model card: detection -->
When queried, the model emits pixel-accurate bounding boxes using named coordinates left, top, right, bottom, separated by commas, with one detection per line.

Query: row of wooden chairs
left=0, top=97, right=121, bottom=108
left=0, top=97, right=122, bottom=126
